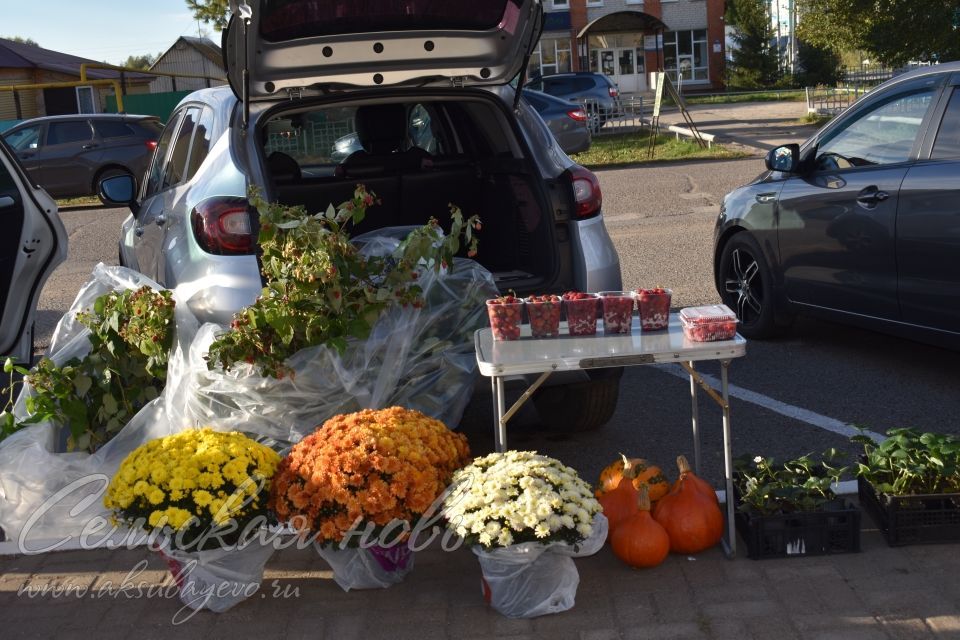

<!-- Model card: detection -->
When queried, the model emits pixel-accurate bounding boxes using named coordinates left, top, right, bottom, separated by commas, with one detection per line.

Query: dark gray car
left=522, top=89, right=591, bottom=155
left=714, top=61, right=960, bottom=348
left=2, top=114, right=162, bottom=202
left=526, top=72, right=623, bottom=127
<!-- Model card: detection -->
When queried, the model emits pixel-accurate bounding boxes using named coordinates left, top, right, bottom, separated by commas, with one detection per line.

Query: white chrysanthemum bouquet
left=442, top=450, right=602, bottom=549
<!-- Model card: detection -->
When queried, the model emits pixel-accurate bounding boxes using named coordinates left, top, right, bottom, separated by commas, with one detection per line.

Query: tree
left=726, top=0, right=781, bottom=89
left=121, top=54, right=159, bottom=70
left=3, top=36, right=39, bottom=47
left=796, top=41, right=841, bottom=87
left=186, top=0, right=229, bottom=31
left=798, top=0, right=960, bottom=67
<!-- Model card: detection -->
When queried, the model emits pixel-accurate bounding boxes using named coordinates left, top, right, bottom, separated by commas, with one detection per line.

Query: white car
left=0, top=136, right=67, bottom=365
left=99, top=0, right=624, bottom=432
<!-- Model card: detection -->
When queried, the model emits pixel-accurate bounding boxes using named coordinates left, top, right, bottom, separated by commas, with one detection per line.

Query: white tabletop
left=475, top=314, right=746, bottom=377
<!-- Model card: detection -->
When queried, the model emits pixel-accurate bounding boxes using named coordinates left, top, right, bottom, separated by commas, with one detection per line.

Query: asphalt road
left=31, top=154, right=960, bottom=494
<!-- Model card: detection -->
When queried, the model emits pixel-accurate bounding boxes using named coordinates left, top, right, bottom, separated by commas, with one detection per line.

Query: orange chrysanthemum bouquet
left=269, top=406, right=471, bottom=590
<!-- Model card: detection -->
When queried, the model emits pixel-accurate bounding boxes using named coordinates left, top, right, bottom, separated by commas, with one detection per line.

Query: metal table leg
left=680, top=360, right=737, bottom=559
left=687, top=360, right=702, bottom=474
left=494, top=376, right=507, bottom=452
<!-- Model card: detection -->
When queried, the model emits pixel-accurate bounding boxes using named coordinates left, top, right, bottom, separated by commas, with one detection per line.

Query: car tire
left=717, top=232, right=779, bottom=338
left=95, top=167, right=133, bottom=205
left=533, top=367, right=622, bottom=432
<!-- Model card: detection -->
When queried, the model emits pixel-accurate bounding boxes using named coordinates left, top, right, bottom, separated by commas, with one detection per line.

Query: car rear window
left=260, top=0, right=514, bottom=41
left=94, top=121, right=136, bottom=139
left=932, top=88, right=960, bottom=160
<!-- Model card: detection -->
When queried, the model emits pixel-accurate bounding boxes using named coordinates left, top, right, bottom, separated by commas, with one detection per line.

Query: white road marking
left=654, top=363, right=886, bottom=443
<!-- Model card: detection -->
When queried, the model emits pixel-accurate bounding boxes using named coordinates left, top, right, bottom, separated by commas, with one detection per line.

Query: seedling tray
left=735, top=498, right=861, bottom=560
left=857, top=476, right=960, bottom=546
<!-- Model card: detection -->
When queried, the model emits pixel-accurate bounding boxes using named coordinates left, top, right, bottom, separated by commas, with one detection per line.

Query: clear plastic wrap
left=0, top=264, right=196, bottom=545
left=167, top=249, right=496, bottom=445
left=314, top=543, right=415, bottom=591
left=472, top=514, right=608, bottom=618
left=153, top=540, right=276, bottom=612
left=0, top=233, right=496, bottom=545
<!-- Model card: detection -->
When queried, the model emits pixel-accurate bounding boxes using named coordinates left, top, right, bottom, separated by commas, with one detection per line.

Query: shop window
left=662, top=30, right=710, bottom=83
left=529, top=37, right=572, bottom=77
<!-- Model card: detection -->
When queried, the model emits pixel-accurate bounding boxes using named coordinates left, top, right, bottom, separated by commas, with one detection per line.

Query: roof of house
left=0, top=38, right=153, bottom=81
left=151, top=36, right=224, bottom=70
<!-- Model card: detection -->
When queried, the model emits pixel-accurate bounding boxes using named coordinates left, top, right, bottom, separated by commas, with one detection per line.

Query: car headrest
left=266, top=151, right=301, bottom=182
left=354, top=104, right=407, bottom=155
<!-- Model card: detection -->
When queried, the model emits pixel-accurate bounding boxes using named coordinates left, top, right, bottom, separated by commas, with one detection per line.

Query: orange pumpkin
left=597, top=455, right=670, bottom=501
left=674, top=455, right=719, bottom=507
left=611, top=486, right=670, bottom=568
left=598, top=460, right=639, bottom=531
left=652, top=456, right=724, bottom=554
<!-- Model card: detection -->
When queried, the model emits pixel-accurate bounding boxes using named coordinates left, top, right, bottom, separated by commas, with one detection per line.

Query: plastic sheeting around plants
left=0, top=263, right=199, bottom=546
left=166, top=241, right=498, bottom=446
left=0, top=230, right=497, bottom=546
left=153, top=539, right=277, bottom=613
left=314, top=543, right=415, bottom=591
left=472, top=514, right=608, bottom=618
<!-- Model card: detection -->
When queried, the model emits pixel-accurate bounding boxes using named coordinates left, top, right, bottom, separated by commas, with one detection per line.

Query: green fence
left=105, top=90, right=192, bottom=123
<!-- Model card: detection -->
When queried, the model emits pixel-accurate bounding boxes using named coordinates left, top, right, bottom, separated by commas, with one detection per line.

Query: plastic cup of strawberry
left=636, top=287, right=672, bottom=330
left=598, top=291, right=634, bottom=334
left=525, top=294, right=561, bottom=338
left=562, top=292, right=599, bottom=336
left=487, top=296, right=524, bottom=341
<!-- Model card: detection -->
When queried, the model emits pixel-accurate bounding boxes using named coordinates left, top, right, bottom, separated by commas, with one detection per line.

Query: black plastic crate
left=734, top=498, right=861, bottom=560
left=857, top=476, right=960, bottom=546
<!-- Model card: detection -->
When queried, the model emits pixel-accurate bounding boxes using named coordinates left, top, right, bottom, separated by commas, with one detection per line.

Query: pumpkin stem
left=636, top=485, right=651, bottom=512
left=676, top=455, right=693, bottom=476
left=619, top=453, right=640, bottom=480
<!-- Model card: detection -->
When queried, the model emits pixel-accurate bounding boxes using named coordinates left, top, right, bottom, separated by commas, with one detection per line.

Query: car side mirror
left=765, top=144, right=800, bottom=173
left=98, top=174, right=139, bottom=215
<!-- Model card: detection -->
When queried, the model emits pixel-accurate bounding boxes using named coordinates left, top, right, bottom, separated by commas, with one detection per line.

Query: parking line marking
left=654, top=363, right=885, bottom=443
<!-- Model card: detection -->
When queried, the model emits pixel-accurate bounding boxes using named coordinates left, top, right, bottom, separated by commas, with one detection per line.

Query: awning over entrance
left=576, top=11, right=668, bottom=38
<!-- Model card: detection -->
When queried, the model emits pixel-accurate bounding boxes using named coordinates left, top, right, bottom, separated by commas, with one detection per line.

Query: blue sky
left=3, top=1, right=220, bottom=65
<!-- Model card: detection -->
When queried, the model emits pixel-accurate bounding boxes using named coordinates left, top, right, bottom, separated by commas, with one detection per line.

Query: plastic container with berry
left=486, top=294, right=524, bottom=341
left=636, top=287, right=672, bottom=330
left=679, top=304, right=739, bottom=342
left=562, top=291, right=599, bottom=336
left=525, top=294, right=562, bottom=338
left=598, top=291, right=634, bottom=334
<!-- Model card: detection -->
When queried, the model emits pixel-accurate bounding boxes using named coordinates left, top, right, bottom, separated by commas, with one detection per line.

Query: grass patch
left=572, top=130, right=750, bottom=167
left=798, top=112, right=833, bottom=126
left=56, top=196, right=100, bottom=207
left=684, top=90, right=806, bottom=105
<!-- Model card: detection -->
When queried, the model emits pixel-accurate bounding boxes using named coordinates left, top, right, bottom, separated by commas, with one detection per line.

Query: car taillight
left=145, top=140, right=158, bottom=151
left=568, top=165, right=602, bottom=219
left=567, top=109, right=588, bottom=122
left=190, top=197, right=254, bottom=255
left=608, top=86, right=619, bottom=98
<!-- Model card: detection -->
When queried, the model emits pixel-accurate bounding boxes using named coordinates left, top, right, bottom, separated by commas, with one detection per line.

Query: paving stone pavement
left=2, top=513, right=960, bottom=640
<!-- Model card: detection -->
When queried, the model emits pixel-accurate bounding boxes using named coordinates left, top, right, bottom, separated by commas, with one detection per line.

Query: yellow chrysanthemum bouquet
left=269, top=407, right=471, bottom=590
left=105, top=428, right=283, bottom=612
left=105, top=429, right=281, bottom=551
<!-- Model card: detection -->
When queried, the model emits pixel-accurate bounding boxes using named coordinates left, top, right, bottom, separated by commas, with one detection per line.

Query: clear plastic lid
left=679, top=304, right=737, bottom=324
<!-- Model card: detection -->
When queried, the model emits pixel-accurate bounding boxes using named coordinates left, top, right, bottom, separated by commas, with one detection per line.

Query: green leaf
left=3, top=358, right=12, bottom=374
left=73, top=375, right=93, bottom=397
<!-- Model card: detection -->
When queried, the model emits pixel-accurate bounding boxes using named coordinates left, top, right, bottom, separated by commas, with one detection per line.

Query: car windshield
left=260, top=0, right=513, bottom=40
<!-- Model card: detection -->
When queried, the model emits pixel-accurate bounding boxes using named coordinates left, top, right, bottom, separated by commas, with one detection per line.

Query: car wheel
left=718, top=233, right=778, bottom=338
left=95, top=168, right=133, bottom=205
left=533, top=367, right=622, bottom=432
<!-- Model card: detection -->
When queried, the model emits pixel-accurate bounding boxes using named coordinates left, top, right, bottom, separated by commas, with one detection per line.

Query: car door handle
left=81, top=144, right=98, bottom=150
left=0, top=195, right=14, bottom=209
left=856, top=188, right=889, bottom=206
left=155, top=215, right=166, bottom=226
left=756, top=192, right=777, bottom=204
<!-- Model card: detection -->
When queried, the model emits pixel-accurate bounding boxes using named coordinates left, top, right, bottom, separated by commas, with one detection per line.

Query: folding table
left=474, top=314, right=747, bottom=557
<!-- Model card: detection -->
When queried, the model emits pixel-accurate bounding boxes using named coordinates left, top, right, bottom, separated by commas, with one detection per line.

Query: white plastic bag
left=153, top=539, right=276, bottom=612
left=314, top=543, right=415, bottom=591
left=473, top=514, right=608, bottom=618
left=0, top=264, right=197, bottom=546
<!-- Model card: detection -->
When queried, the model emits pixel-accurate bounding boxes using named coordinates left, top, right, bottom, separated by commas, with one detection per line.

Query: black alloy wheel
left=718, top=233, right=777, bottom=338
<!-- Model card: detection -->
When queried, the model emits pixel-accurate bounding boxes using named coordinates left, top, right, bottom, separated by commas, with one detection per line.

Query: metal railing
left=805, top=86, right=869, bottom=116
left=577, top=96, right=645, bottom=135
